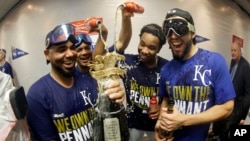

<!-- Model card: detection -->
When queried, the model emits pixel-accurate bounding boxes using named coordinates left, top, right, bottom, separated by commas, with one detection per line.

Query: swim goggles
left=75, top=33, right=93, bottom=47
left=45, top=24, right=77, bottom=48
left=163, top=18, right=195, bottom=37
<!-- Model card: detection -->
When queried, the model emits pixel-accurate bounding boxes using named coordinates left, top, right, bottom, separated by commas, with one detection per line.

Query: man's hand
left=104, top=79, right=125, bottom=103
left=159, top=106, right=184, bottom=132
left=149, top=104, right=160, bottom=120
left=155, top=120, right=174, bottom=141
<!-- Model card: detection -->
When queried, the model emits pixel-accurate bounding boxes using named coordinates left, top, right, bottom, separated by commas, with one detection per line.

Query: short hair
left=139, top=23, right=166, bottom=51
left=0, top=48, right=6, bottom=56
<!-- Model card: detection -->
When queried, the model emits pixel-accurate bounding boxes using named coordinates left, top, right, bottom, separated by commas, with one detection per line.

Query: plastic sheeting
left=0, top=72, right=30, bottom=141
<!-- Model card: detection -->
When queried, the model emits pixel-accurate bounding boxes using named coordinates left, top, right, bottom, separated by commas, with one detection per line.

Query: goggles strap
left=188, top=23, right=195, bottom=33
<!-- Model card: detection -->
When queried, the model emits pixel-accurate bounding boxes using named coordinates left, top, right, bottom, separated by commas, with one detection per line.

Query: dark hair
left=0, top=48, right=6, bottom=54
left=0, top=49, right=6, bottom=58
left=139, top=23, right=166, bottom=51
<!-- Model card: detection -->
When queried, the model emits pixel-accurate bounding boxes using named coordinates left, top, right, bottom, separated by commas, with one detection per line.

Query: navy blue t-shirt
left=0, top=61, right=13, bottom=78
left=109, top=45, right=169, bottom=131
left=26, top=72, right=98, bottom=141
left=111, top=50, right=168, bottom=131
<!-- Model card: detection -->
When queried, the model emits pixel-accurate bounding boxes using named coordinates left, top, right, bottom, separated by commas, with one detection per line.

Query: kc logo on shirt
left=193, top=65, right=211, bottom=86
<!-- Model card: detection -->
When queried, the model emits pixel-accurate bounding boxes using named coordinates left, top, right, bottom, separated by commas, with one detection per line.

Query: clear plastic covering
left=0, top=72, right=30, bottom=141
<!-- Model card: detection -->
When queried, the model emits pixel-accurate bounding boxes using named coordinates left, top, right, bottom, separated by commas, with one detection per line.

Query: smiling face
left=165, top=17, right=196, bottom=60
left=138, top=32, right=160, bottom=68
left=168, top=31, right=194, bottom=60
left=75, top=42, right=92, bottom=72
left=44, top=40, right=76, bottom=77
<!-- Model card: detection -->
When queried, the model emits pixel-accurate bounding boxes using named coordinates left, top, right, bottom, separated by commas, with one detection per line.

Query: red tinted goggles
left=45, top=24, right=77, bottom=48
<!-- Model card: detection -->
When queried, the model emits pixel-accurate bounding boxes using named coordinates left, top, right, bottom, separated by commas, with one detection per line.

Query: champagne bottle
left=86, top=17, right=102, bottom=28
left=122, top=1, right=144, bottom=14
left=93, top=79, right=130, bottom=141
left=159, top=99, right=175, bottom=139
left=88, top=31, right=129, bottom=140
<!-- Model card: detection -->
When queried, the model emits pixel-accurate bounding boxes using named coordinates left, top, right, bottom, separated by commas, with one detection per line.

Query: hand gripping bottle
left=86, top=17, right=102, bottom=28
left=159, top=99, right=175, bottom=139
left=149, top=93, right=157, bottom=118
left=123, top=1, right=144, bottom=13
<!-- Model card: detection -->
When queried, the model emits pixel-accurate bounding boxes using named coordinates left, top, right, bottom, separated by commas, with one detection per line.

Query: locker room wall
left=0, top=0, right=250, bottom=93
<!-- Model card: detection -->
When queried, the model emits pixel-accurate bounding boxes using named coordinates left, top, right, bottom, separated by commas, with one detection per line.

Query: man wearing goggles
left=162, top=10, right=196, bottom=61
left=155, top=8, right=235, bottom=141
left=75, top=33, right=94, bottom=74
left=45, top=24, right=78, bottom=66
left=26, top=23, right=125, bottom=141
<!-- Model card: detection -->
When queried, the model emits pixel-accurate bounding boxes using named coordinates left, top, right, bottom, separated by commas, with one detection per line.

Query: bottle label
left=103, top=117, right=121, bottom=141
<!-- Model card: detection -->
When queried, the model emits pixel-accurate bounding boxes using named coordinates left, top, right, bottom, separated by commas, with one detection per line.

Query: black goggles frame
left=163, top=18, right=195, bottom=37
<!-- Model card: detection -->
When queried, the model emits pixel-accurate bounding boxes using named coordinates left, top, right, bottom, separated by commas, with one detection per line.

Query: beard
left=53, top=64, right=75, bottom=78
left=172, top=39, right=192, bottom=60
